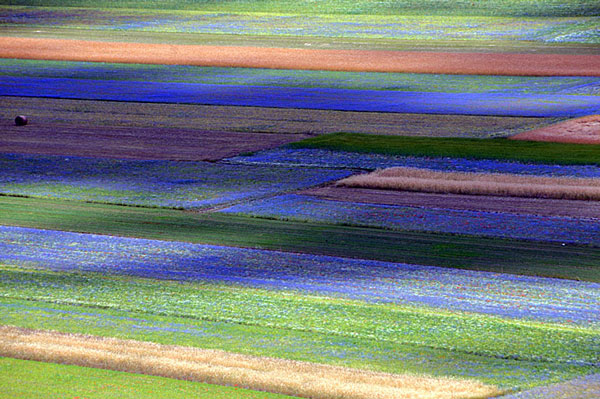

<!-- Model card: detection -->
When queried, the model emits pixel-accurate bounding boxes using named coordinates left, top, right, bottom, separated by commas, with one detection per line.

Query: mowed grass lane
left=1, top=196, right=599, bottom=282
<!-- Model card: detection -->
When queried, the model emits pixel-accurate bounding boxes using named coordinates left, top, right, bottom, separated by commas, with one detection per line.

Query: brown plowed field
left=2, top=37, right=600, bottom=76
left=1, top=97, right=556, bottom=160
left=510, top=115, right=600, bottom=144
left=302, top=186, right=600, bottom=219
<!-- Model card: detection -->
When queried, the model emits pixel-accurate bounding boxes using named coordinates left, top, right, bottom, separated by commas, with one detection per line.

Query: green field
left=1, top=196, right=599, bottom=282
left=2, top=0, right=598, bottom=16
left=0, top=357, right=296, bottom=399
left=0, top=275, right=597, bottom=389
left=290, top=133, right=600, bottom=165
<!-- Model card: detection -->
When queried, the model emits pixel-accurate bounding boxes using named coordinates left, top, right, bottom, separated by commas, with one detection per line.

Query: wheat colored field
left=337, top=167, right=600, bottom=200
left=0, top=326, right=501, bottom=399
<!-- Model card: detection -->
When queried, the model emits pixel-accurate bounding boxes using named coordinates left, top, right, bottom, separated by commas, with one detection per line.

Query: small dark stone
left=15, top=115, right=28, bottom=126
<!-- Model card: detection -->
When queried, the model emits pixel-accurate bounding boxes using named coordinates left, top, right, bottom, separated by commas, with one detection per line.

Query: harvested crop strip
left=2, top=37, right=599, bottom=77
left=0, top=326, right=501, bottom=399
left=337, top=167, right=600, bottom=200
left=510, top=115, right=600, bottom=145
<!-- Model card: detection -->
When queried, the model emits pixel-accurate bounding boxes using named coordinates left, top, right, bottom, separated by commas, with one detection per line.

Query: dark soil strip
left=2, top=37, right=599, bottom=76
left=0, top=124, right=309, bottom=161
left=302, top=186, right=600, bottom=219
left=1, top=97, right=556, bottom=160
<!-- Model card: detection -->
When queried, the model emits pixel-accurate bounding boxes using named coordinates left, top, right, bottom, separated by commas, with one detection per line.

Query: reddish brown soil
left=1, top=124, right=309, bottom=161
left=1, top=97, right=556, bottom=161
left=510, top=115, right=600, bottom=144
left=2, top=37, right=599, bottom=76
left=302, top=186, right=600, bottom=219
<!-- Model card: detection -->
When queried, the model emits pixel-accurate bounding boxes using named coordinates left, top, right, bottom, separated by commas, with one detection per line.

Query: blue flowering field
left=0, top=153, right=351, bottom=208
left=3, top=75, right=599, bottom=117
left=1, top=0, right=599, bottom=398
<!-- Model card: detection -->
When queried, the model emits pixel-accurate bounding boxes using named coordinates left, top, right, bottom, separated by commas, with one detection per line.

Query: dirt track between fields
left=2, top=37, right=599, bottom=76
left=302, top=186, right=600, bottom=219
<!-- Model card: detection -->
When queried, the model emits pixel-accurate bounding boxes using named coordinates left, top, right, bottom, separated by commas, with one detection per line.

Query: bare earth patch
left=302, top=186, right=600, bottom=219
left=510, top=115, right=600, bottom=144
left=1, top=97, right=556, bottom=160
left=337, top=167, right=600, bottom=201
left=1, top=37, right=599, bottom=76
left=0, top=326, right=501, bottom=399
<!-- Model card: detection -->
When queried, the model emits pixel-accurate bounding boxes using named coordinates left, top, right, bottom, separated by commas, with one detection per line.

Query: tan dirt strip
left=302, top=186, right=600, bottom=219
left=337, top=167, right=600, bottom=201
left=510, top=115, right=600, bottom=145
left=0, top=326, right=501, bottom=399
left=1, top=37, right=599, bottom=76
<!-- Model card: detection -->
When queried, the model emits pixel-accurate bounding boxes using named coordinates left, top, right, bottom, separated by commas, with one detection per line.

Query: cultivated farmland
left=0, top=1, right=599, bottom=399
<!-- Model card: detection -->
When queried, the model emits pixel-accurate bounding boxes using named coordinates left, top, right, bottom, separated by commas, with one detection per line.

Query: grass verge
left=289, top=133, right=600, bottom=165
left=0, top=356, right=296, bottom=399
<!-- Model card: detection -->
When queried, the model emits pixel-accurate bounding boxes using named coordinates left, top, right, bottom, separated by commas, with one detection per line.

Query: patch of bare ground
left=510, top=115, right=600, bottom=145
left=302, top=186, right=600, bottom=219
left=1, top=97, right=557, bottom=160
left=337, top=167, right=600, bottom=201
left=2, top=37, right=599, bottom=76
left=0, top=326, right=501, bottom=399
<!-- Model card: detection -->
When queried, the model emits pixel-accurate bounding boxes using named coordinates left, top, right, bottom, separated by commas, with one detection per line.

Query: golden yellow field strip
left=337, top=167, right=600, bottom=200
left=0, top=326, right=501, bottom=399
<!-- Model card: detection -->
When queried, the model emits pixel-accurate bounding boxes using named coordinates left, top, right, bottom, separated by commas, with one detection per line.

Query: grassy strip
left=337, top=167, right=600, bottom=200
left=1, top=297, right=596, bottom=390
left=1, top=267, right=597, bottom=365
left=289, top=133, right=600, bottom=166
left=0, top=326, right=501, bottom=399
left=2, top=1, right=598, bottom=17
left=1, top=195, right=599, bottom=281
left=0, top=356, right=296, bottom=399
